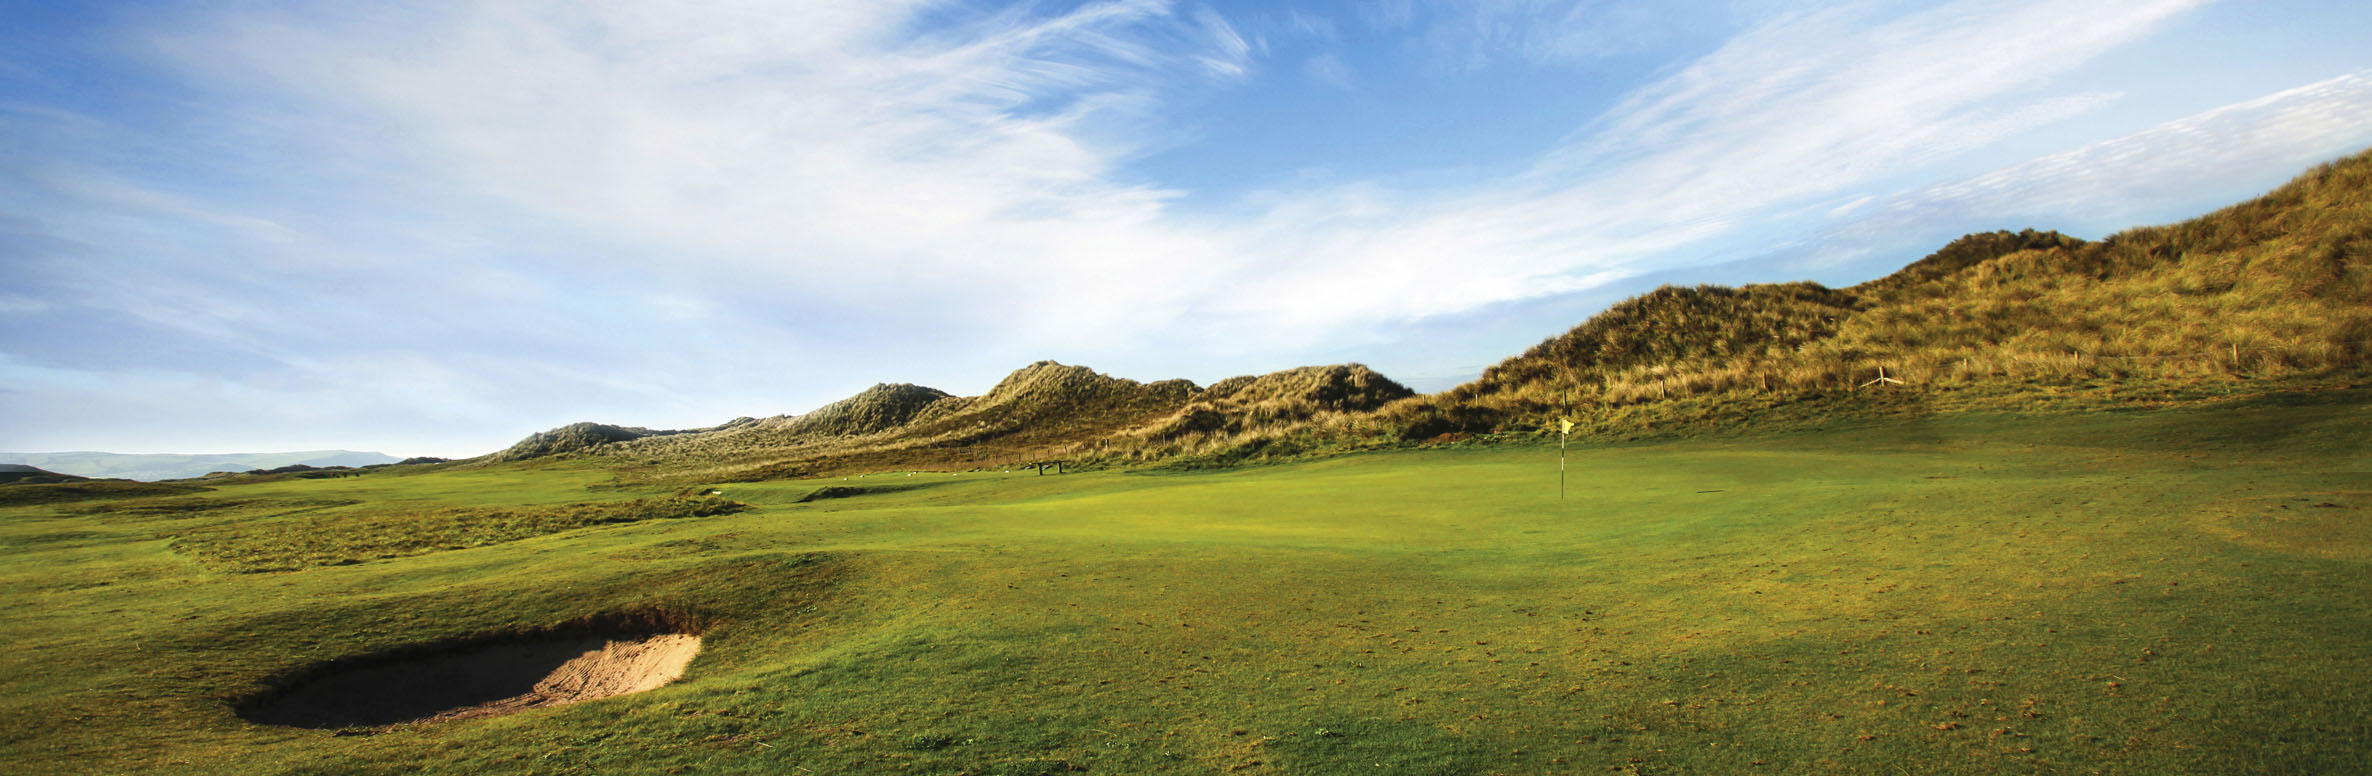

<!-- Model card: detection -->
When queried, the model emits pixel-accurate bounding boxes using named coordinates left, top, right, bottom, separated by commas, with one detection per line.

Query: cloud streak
left=4, top=0, right=2363, bottom=456
left=1893, top=70, right=2372, bottom=228
left=1199, top=0, right=2216, bottom=338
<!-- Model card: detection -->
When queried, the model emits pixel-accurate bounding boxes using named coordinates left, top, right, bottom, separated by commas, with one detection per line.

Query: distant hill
left=492, top=361, right=1410, bottom=478
left=0, top=451, right=402, bottom=482
left=0, top=464, right=86, bottom=485
left=782, top=383, right=953, bottom=437
left=482, top=148, right=2371, bottom=476
left=491, top=419, right=760, bottom=462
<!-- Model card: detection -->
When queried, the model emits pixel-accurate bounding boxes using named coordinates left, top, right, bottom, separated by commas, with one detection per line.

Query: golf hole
left=240, top=615, right=705, bottom=729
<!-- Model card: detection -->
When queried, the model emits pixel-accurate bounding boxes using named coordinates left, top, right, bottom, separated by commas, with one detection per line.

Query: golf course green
left=3, top=389, right=2365, bottom=774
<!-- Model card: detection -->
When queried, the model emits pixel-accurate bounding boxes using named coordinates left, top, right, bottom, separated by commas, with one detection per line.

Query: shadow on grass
left=238, top=610, right=709, bottom=729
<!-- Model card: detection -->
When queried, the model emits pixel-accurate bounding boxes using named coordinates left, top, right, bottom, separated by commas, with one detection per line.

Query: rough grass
left=0, top=479, right=211, bottom=507
left=779, top=383, right=954, bottom=437
left=168, top=496, right=748, bottom=572
left=1369, top=149, right=2372, bottom=445
left=556, top=362, right=1408, bottom=483
left=0, top=392, right=2365, bottom=774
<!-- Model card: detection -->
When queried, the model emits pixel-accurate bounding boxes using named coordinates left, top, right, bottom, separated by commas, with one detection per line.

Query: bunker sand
left=244, top=633, right=700, bottom=729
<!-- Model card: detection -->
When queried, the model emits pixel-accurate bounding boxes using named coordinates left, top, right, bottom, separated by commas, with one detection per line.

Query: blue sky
left=4, top=0, right=2370, bottom=458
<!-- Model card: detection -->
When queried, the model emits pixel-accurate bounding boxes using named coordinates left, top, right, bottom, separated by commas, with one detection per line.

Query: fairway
left=3, top=395, right=2368, bottom=774
left=15, top=5, right=2372, bottom=774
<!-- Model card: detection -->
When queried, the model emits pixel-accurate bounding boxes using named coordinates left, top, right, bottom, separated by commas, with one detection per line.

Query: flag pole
left=1557, top=417, right=1573, bottom=501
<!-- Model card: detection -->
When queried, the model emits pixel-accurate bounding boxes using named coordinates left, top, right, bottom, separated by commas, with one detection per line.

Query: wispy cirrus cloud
left=146, top=1, right=1267, bottom=338
left=1199, top=0, right=2216, bottom=339
left=1793, top=69, right=2372, bottom=271
left=1303, top=52, right=1355, bottom=90
left=1374, top=0, right=1708, bottom=70
left=1887, top=70, right=2372, bottom=228
left=1533, top=0, right=2210, bottom=211
left=4, top=0, right=2362, bottom=457
left=6, top=1, right=1271, bottom=451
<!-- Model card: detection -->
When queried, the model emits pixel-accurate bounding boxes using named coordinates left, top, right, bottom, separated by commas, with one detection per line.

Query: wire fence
left=2074, top=341, right=2372, bottom=363
left=1850, top=339, right=2372, bottom=388
left=1576, top=340, right=2372, bottom=398
left=1973, top=339, right=2371, bottom=364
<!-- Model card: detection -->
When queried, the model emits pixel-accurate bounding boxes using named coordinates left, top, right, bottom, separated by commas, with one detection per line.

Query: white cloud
left=131, top=0, right=2219, bottom=354
left=1286, top=10, right=1339, bottom=40
left=1847, top=70, right=2372, bottom=241
left=40, top=169, right=305, bottom=247
left=1537, top=0, right=2207, bottom=199
left=1192, top=0, right=2215, bottom=340
left=19, top=0, right=2359, bottom=455
left=1360, top=0, right=1722, bottom=72
left=143, top=1, right=1268, bottom=341
left=1192, top=6, right=1254, bottom=79
left=1304, top=52, right=1355, bottom=90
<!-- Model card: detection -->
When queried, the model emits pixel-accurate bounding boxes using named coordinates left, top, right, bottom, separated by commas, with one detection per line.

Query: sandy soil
left=245, top=633, right=701, bottom=728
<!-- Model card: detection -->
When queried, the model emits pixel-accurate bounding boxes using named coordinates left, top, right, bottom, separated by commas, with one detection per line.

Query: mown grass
left=1, top=390, right=2366, bottom=774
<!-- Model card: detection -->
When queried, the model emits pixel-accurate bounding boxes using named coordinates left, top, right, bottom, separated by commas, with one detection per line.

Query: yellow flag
left=1559, top=417, right=1574, bottom=435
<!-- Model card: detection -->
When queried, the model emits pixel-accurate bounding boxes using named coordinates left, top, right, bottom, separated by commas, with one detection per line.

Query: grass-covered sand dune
left=3, top=388, right=2365, bottom=774
left=480, top=149, right=2372, bottom=480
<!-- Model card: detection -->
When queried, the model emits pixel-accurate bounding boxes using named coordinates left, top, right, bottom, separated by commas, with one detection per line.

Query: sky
left=3, top=0, right=2370, bottom=459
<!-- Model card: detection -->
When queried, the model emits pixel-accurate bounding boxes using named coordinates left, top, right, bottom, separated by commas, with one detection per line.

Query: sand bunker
left=242, top=632, right=700, bottom=728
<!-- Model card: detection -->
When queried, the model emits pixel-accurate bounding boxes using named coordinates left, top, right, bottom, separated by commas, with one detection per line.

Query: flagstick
left=1559, top=430, right=1567, bottom=500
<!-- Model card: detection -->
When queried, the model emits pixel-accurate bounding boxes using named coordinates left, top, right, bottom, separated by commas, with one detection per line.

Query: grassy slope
left=3, top=392, right=2366, bottom=774
left=558, top=362, right=1411, bottom=482
left=1378, top=150, right=2372, bottom=443
left=478, top=150, right=2369, bottom=476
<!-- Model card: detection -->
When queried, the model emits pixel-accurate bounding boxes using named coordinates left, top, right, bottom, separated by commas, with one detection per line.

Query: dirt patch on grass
left=2192, top=493, right=2370, bottom=562
left=241, top=618, right=705, bottom=729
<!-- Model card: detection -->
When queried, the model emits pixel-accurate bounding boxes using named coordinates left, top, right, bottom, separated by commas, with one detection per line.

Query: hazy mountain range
left=0, top=451, right=400, bottom=482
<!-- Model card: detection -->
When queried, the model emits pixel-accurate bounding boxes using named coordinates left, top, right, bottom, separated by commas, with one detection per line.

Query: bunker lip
left=238, top=610, right=708, bottom=730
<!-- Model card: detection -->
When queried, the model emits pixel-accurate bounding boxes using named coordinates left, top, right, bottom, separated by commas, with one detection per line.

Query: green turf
left=2, top=394, right=2367, bottom=774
